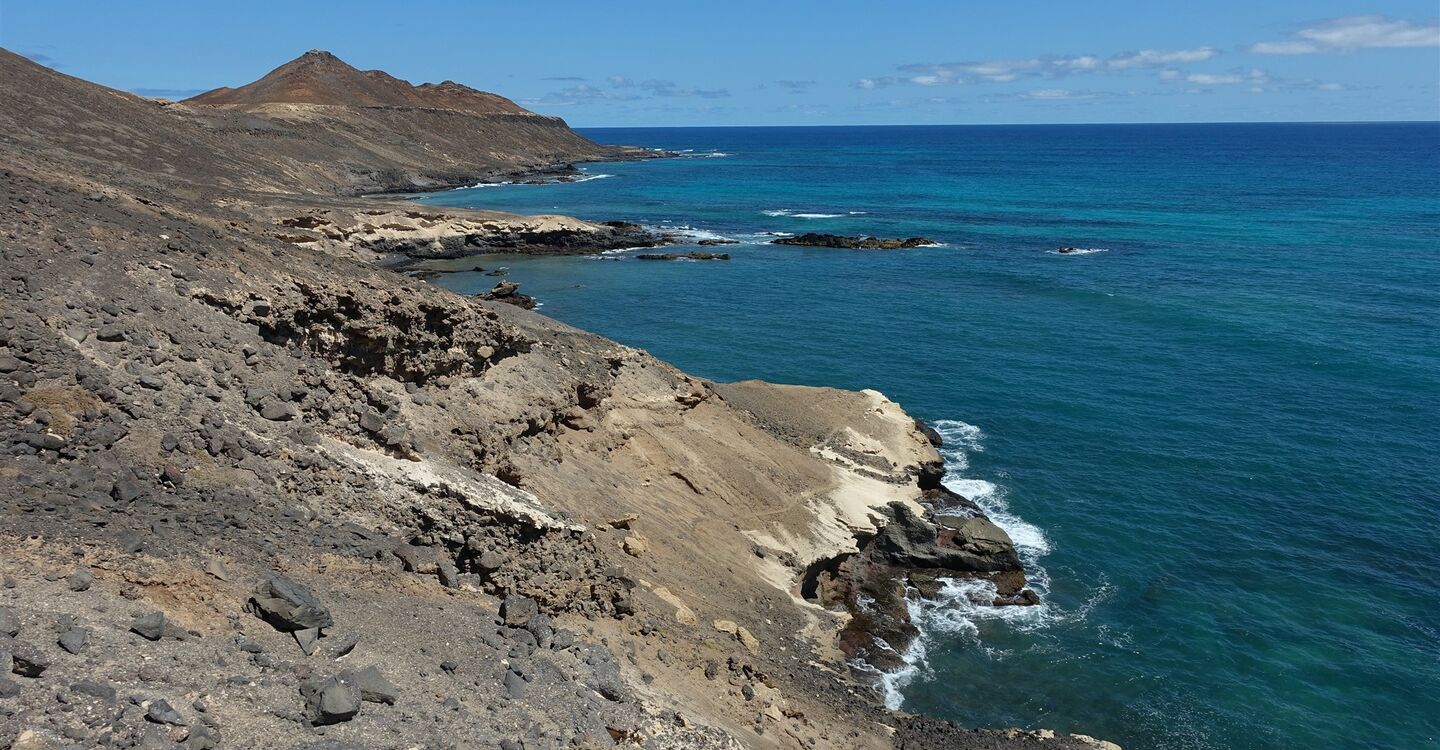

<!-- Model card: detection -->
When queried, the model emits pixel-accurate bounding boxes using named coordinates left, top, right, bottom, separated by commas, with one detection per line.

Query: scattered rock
left=58, top=626, right=89, bottom=654
left=131, top=612, right=167, bottom=641
left=501, top=594, right=537, bottom=627
left=250, top=575, right=333, bottom=631
left=294, top=627, right=321, bottom=655
left=67, top=568, right=95, bottom=592
left=71, top=680, right=117, bottom=701
left=5, top=639, right=50, bottom=677
left=346, top=665, right=398, bottom=705
left=621, top=534, right=648, bottom=557
left=301, top=676, right=361, bottom=725
left=146, top=698, right=186, bottom=725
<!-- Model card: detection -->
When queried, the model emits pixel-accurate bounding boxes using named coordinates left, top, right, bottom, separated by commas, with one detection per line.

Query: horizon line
left=569, top=119, right=1440, bottom=129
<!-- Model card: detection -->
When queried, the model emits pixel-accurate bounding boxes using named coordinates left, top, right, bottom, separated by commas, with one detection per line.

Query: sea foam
left=877, top=419, right=1064, bottom=710
left=761, top=209, right=846, bottom=219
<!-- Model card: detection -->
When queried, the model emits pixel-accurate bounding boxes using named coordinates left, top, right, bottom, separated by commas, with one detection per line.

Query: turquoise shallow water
left=421, top=124, right=1440, bottom=750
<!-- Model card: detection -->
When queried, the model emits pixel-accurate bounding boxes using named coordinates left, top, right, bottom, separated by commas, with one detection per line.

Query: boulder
left=57, top=627, right=88, bottom=654
left=301, top=676, right=361, bottom=725
left=145, top=698, right=185, bottom=725
left=250, top=575, right=333, bottom=631
left=500, top=594, right=537, bottom=627
left=872, top=503, right=1019, bottom=572
left=935, top=515, right=1016, bottom=558
left=345, top=665, right=398, bottom=705
left=130, top=611, right=166, bottom=641
left=4, top=638, right=50, bottom=677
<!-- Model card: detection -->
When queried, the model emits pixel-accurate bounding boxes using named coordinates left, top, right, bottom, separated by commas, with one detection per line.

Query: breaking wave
left=760, top=209, right=844, bottom=219
left=877, top=419, right=1075, bottom=710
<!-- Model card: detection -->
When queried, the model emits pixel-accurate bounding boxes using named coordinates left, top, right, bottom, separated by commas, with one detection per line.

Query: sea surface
left=420, top=123, right=1440, bottom=750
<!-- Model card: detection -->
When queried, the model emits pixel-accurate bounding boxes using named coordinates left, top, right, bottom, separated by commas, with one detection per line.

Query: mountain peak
left=185, top=51, right=530, bottom=115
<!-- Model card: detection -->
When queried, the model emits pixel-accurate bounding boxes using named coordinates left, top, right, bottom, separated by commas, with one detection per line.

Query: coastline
left=0, top=47, right=1117, bottom=750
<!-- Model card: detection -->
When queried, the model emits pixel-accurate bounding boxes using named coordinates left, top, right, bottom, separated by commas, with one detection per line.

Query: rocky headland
left=0, top=47, right=1114, bottom=750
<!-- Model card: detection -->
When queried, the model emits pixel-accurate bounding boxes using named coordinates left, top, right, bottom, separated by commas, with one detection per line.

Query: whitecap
left=760, top=209, right=844, bottom=219
left=1049, top=247, right=1108, bottom=255
left=655, top=224, right=734, bottom=243
left=453, top=180, right=514, bottom=190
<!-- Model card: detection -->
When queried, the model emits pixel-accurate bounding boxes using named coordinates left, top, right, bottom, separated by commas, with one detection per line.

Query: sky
left=2, top=1, right=1437, bottom=126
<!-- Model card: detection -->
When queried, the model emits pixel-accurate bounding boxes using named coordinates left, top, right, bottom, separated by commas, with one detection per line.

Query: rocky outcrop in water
left=770, top=233, right=935, bottom=249
left=635, top=252, right=731, bottom=261
left=476, top=280, right=539, bottom=309
left=808, top=497, right=1035, bottom=674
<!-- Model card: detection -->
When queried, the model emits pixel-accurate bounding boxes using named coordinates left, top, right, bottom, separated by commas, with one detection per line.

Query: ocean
left=419, top=123, right=1440, bottom=750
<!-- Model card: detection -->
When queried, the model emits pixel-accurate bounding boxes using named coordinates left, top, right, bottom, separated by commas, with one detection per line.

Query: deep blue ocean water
left=420, top=123, right=1440, bottom=750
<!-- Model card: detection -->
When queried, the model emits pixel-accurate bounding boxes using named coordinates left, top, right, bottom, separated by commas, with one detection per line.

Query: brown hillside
left=0, top=47, right=636, bottom=195
left=186, top=49, right=531, bottom=115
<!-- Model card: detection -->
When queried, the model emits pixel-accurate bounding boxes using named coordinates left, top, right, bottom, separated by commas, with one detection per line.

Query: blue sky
left=2, top=1, right=1437, bottom=126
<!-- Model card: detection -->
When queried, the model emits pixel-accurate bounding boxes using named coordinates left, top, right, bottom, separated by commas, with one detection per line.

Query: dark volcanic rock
left=146, top=698, right=186, bottom=725
left=346, top=665, right=399, bottom=705
left=301, top=676, right=362, bottom=725
left=5, top=638, right=50, bottom=677
left=72, top=680, right=117, bottom=701
left=250, top=575, right=334, bottom=631
left=872, top=503, right=1020, bottom=572
left=770, top=233, right=934, bottom=249
left=58, top=626, right=89, bottom=654
left=477, top=280, right=537, bottom=310
left=130, top=611, right=166, bottom=641
left=501, top=594, right=538, bottom=627
left=634, top=252, right=730, bottom=261
left=811, top=502, right=1031, bottom=681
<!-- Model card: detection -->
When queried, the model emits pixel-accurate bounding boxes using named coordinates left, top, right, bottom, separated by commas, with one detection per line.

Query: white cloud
left=1176, top=68, right=1270, bottom=87
left=1108, top=48, right=1220, bottom=69
left=1187, top=73, right=1243, bottom=85
left=529, top=76, right=730, bottom=106
left=860, top=47, right=1219, bottom=88
left=1023, top=88, right=1097, bottom=100
left=1251, top=16, right=1440, bottom=54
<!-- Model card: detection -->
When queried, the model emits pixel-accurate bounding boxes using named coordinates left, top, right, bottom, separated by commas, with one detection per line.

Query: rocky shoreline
left=0, top=46, right=1116, bottom=750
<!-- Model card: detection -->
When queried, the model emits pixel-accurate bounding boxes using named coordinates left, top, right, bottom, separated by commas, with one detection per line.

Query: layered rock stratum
left=0, top=48, right=1115, bottom=749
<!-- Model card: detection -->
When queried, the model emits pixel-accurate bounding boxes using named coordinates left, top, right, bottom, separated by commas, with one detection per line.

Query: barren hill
left=186, top=49, right=532, bottom=115
left=0, top=47, right=641, bottom=196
